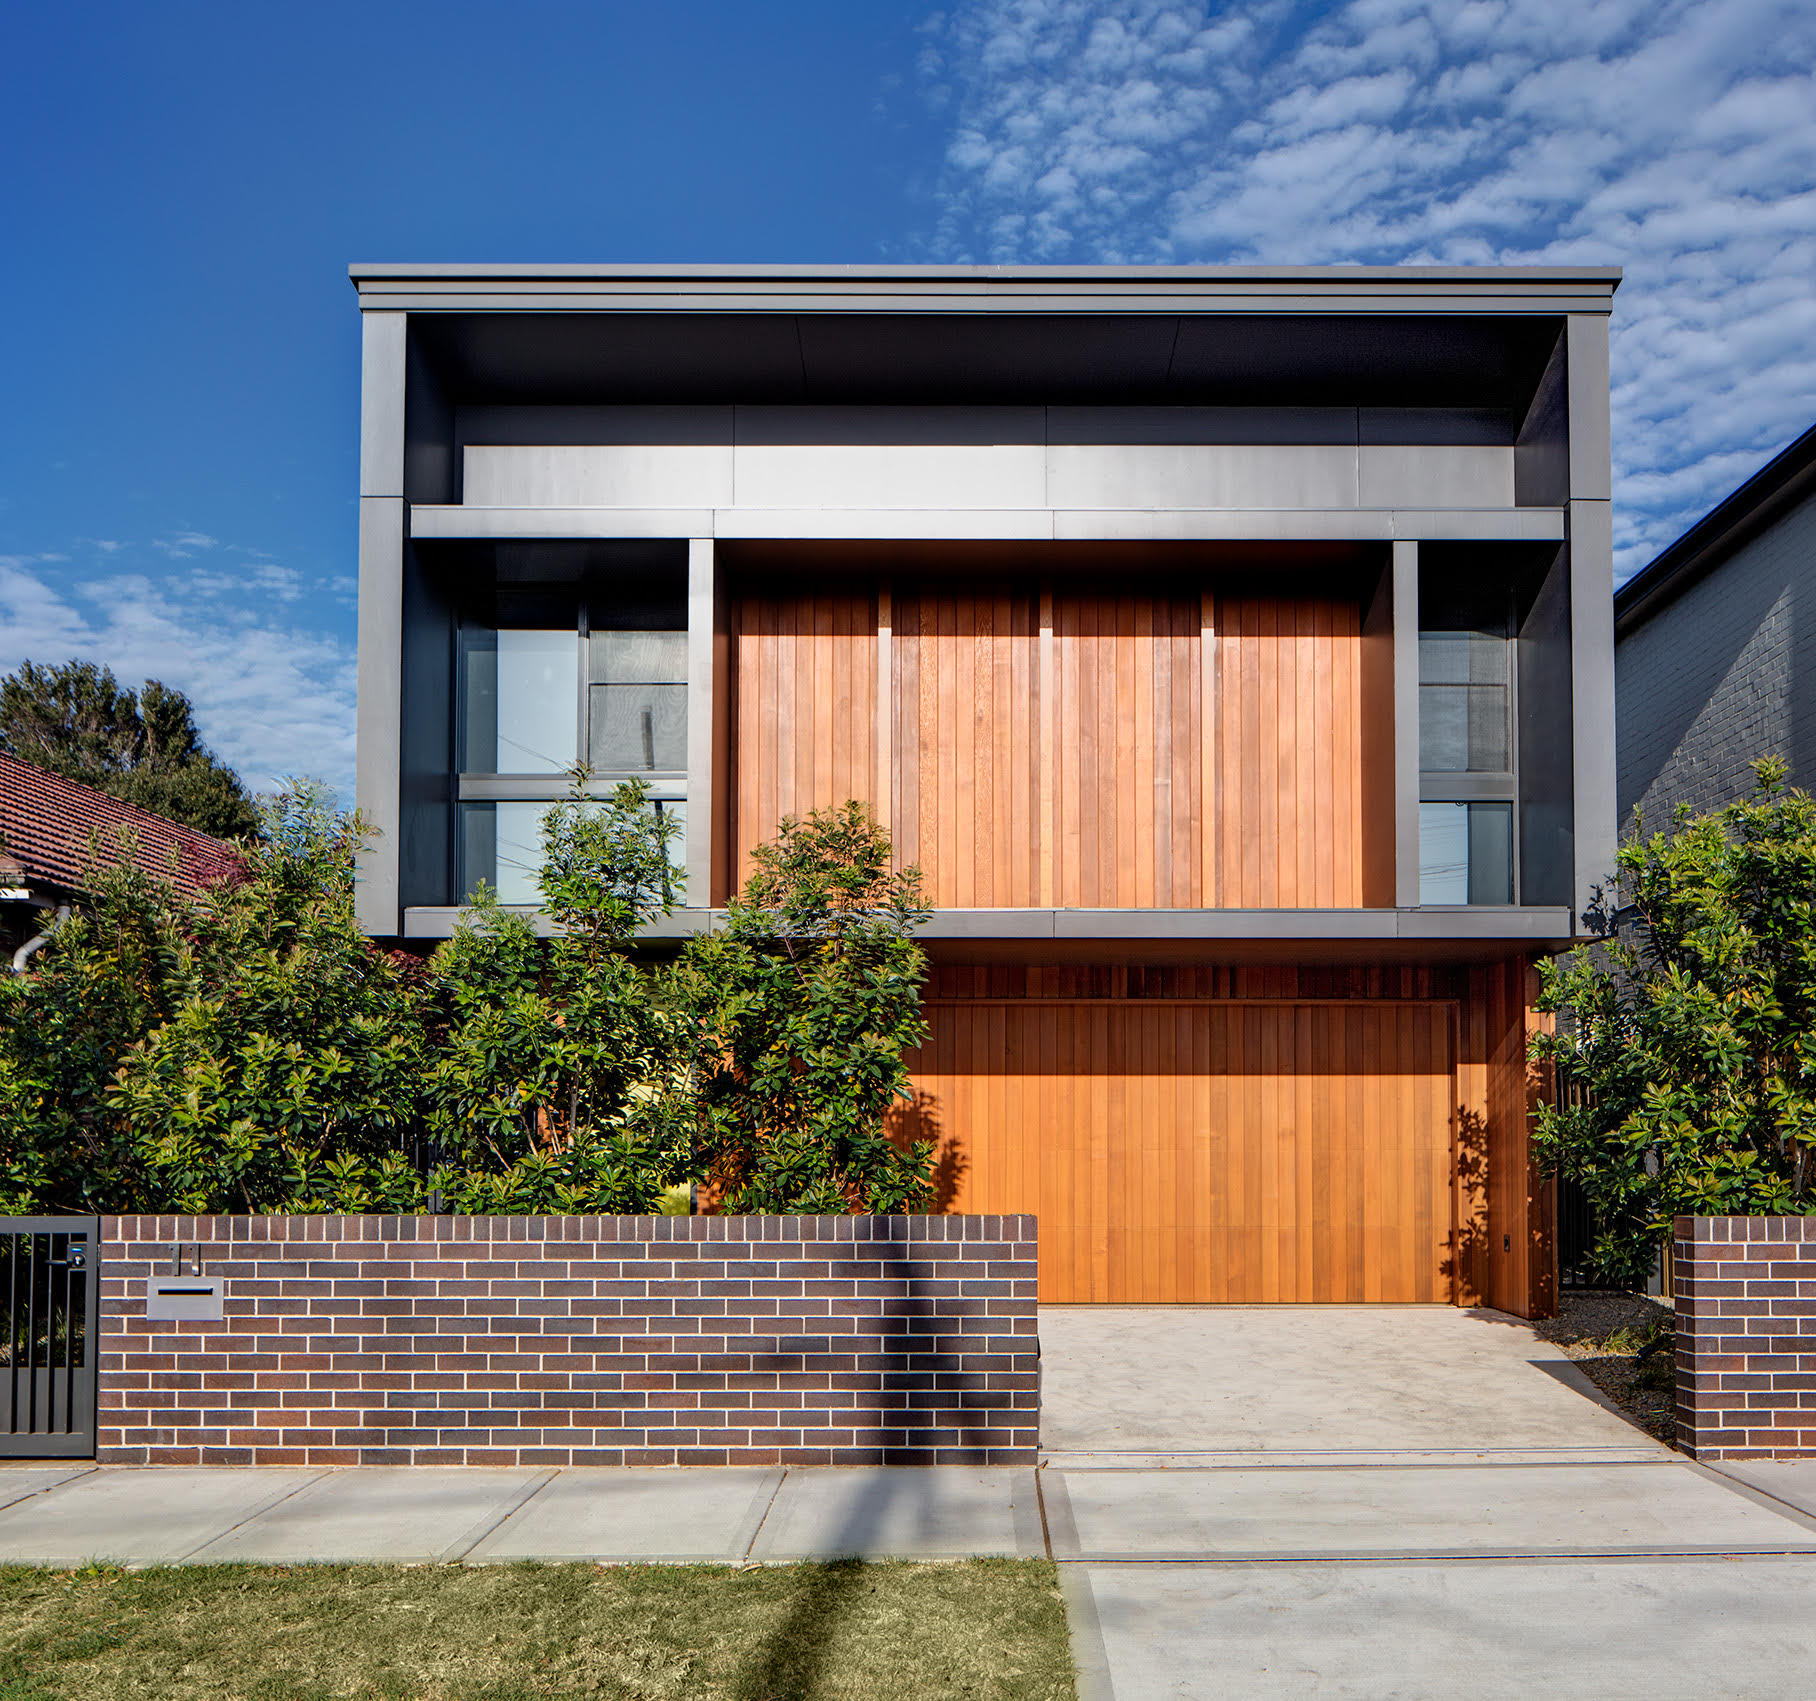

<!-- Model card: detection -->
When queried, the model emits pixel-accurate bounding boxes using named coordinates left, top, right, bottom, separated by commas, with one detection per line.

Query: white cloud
left=151, top=531, right=220, bottom=559
left=924, top=0, right=1816, bottom=580
left=0, top=552, right=356, bottom=800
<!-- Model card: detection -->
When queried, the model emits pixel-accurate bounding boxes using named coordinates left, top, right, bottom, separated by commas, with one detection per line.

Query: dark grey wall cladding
left=1617, top=491, right=1816, bottom=826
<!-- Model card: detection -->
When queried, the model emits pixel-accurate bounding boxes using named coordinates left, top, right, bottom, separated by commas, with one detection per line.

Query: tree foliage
left=422, top=775, right=694, bottom=1214
left=3, top=775, right=934, bottom=1220
left=1533, top=759, right=1816, bottom=1285
left=678, top=801, right=937, bottom=1214
left=0, top=658, right=258, bottom=839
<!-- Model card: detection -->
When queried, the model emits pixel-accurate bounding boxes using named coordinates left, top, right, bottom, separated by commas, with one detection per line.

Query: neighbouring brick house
left=1617, top=421, right=1816, bottom=826
left=0, top=751, right=241, bottom=962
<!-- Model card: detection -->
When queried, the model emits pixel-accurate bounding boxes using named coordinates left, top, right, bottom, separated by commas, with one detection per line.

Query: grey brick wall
left=98, top=1214, right=1039, bottom=1468
left=1617, top=491, right=1816, bottom=827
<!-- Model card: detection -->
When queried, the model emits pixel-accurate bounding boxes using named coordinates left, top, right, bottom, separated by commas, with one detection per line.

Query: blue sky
left=3, top=0, right=1813, bottom=804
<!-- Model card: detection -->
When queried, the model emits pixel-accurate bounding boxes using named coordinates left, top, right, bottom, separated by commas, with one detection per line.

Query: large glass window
left=454, top=581, right=688, bottom=905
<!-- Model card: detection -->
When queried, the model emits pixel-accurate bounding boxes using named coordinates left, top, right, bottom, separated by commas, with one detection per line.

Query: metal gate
left=3, top=1217, right=98, bottom=1458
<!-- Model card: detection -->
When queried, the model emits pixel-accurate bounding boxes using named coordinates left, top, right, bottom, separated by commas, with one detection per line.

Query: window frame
left=1417, top=616, right=1520, bottom=905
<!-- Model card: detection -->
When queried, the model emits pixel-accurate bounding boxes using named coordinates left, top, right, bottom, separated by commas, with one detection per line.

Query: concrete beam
left=1566, top=315, right=1613, bottom=503
left=1570, top=498, right=1617, bottom=922
left=685, top=539, right=715, bottom=908
left=358, top=313, right=407, bottom=499
left=355, top=497, right=405, bottom=936
left=1393, top=542, right=1421, bottom=908
left=410, top=505, right=1567, bottom=545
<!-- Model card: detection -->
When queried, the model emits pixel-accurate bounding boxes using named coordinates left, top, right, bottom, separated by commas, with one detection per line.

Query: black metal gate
left=3, top=1217, right=98, bottom=1458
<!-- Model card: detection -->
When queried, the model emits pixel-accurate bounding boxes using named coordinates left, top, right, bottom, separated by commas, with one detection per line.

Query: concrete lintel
left=719, top=508, right=1055, bottom=541
left=1395, top=906, right=1573, bottom=941
left=412, top=504, right=1566, bottom=545
left=412, top=505, right=715, bottom=540
left=401, top=905, right=721, bottom=941
left=1051, top=909, right=1395, bottom=941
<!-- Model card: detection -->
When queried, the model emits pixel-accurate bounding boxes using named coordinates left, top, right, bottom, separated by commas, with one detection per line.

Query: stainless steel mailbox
left=146, top=1244, right=224, bottom=1320
left=146, top=1276, right=224, bottom=1321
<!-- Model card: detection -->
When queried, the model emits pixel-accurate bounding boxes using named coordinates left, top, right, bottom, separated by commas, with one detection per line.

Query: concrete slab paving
left=185, top=1467, right=555, bottom=1565
left=1047, top=1461, right=1816, bottom=1560
left=750, top=1467, right=1043, bottom=1561
left=0, top=1466, right=94, bottom=1514
left=1039, top=1305, right=1662, bottom=1457
left=0, top=1468, right=323, bottom=1566
left=1075, top=1557, right=1816, bottom=1700
left=1706, top=1459, right=1816, bottom=1521
left=465, top=1467, right=781, bottom=1564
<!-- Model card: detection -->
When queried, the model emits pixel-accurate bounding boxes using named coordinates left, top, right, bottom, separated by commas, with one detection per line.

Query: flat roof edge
left=349, top=261, right=1623, bottom=287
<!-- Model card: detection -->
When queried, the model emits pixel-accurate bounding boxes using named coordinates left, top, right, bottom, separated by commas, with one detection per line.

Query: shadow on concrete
left=732, top=1471, right=900, bottom=1701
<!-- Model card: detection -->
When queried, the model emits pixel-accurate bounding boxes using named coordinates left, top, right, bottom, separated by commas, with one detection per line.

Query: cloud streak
left=923, top=0, right=1816, bottom=579
left=0, top=545, right=356, bottom=801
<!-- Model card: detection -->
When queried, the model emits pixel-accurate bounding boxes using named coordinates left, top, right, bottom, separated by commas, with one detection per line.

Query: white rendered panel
left=734, top=443, right=1048, bottom=509
left=463, top=444, right=733, bottom=507
left=1046, top=444, right=1359, bottom=510
left=1360, top=445, right=1514, bottom=508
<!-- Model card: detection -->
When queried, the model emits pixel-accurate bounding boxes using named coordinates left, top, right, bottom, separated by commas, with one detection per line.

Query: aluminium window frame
left=451, top=590, right=688, bottom=904
left=1416, top=615, right=1522, bottom=905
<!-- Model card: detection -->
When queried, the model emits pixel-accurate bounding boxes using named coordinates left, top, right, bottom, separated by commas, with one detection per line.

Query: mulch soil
left=1531, top=1289, right=1678, bottom=1446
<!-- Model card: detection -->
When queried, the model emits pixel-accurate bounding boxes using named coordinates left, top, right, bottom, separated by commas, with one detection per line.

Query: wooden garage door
left=905, top=1000, right=1456, bottom=1303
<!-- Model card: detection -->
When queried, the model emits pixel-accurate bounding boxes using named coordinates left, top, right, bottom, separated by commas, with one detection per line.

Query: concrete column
left=1392, top=540, right=1422, bottom=907
left=1567, top=312, right=1616, bottom=924
left=354, top=312, right=408, bottom=937
left=1569, top=499, right=1617, bottom=919
left=684, top=538, right=715, bottom=908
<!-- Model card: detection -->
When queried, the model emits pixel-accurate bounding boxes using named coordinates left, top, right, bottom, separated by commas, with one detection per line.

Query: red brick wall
left=1673, top=1215, right=1816, bottom=1459
left=97, top=1214, right=1038, bottom=1468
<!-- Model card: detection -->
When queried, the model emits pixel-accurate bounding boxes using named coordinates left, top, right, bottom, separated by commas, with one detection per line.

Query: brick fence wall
left=97, top=1214, right=1038, bottom=1468
left=1673, top=1215, right=1816, bottom=1460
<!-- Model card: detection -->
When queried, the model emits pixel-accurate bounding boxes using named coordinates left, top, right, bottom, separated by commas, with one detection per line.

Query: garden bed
left=1531, top=1290, right=1677, bottom=1445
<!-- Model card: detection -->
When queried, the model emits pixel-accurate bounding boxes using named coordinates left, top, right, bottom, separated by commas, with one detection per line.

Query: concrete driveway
left=1040, top=1305, right=1816, bottom=1699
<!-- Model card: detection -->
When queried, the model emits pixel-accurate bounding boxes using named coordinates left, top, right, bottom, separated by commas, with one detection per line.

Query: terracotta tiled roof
left=0, top=752, right=243, bottom=903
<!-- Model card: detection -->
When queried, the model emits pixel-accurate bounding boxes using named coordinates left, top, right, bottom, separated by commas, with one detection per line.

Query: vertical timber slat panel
left=906, top=997, right=1458, bottom=1303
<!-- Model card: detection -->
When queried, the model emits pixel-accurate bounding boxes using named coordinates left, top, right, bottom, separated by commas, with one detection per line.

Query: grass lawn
left=0, top=1557, right=1076, bottom=1701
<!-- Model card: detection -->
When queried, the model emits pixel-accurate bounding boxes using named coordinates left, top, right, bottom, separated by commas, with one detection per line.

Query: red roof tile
left=0, top=752, right=243, bottom=904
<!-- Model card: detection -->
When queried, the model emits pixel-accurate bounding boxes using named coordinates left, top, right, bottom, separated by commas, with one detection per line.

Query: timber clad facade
left=351, top=263, right=1619, bottom=1320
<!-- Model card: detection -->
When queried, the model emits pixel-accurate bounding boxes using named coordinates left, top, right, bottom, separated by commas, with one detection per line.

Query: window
left=1418, top=630, right=1510, bottom=773
left=1418, top=802, right=1513, bottom=906
left=454, top=584, right=688, bottom=903
left=587, top=630, right=688, bottom=776
left=1418, top=605, right=1517, bottom=904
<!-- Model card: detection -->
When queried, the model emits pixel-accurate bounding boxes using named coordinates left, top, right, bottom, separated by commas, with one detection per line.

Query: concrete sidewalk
left=0, top=1463, right=1043, bottom=1568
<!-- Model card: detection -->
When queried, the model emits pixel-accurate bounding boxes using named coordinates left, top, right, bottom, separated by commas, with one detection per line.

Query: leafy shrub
left=677, top=802, right=937, bottom=1214
left=1535, top=758, right=1816, bottom=1285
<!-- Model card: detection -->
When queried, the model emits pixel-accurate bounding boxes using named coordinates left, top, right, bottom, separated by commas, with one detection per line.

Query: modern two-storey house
left=351, top=263, right=1618, bottom=1318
